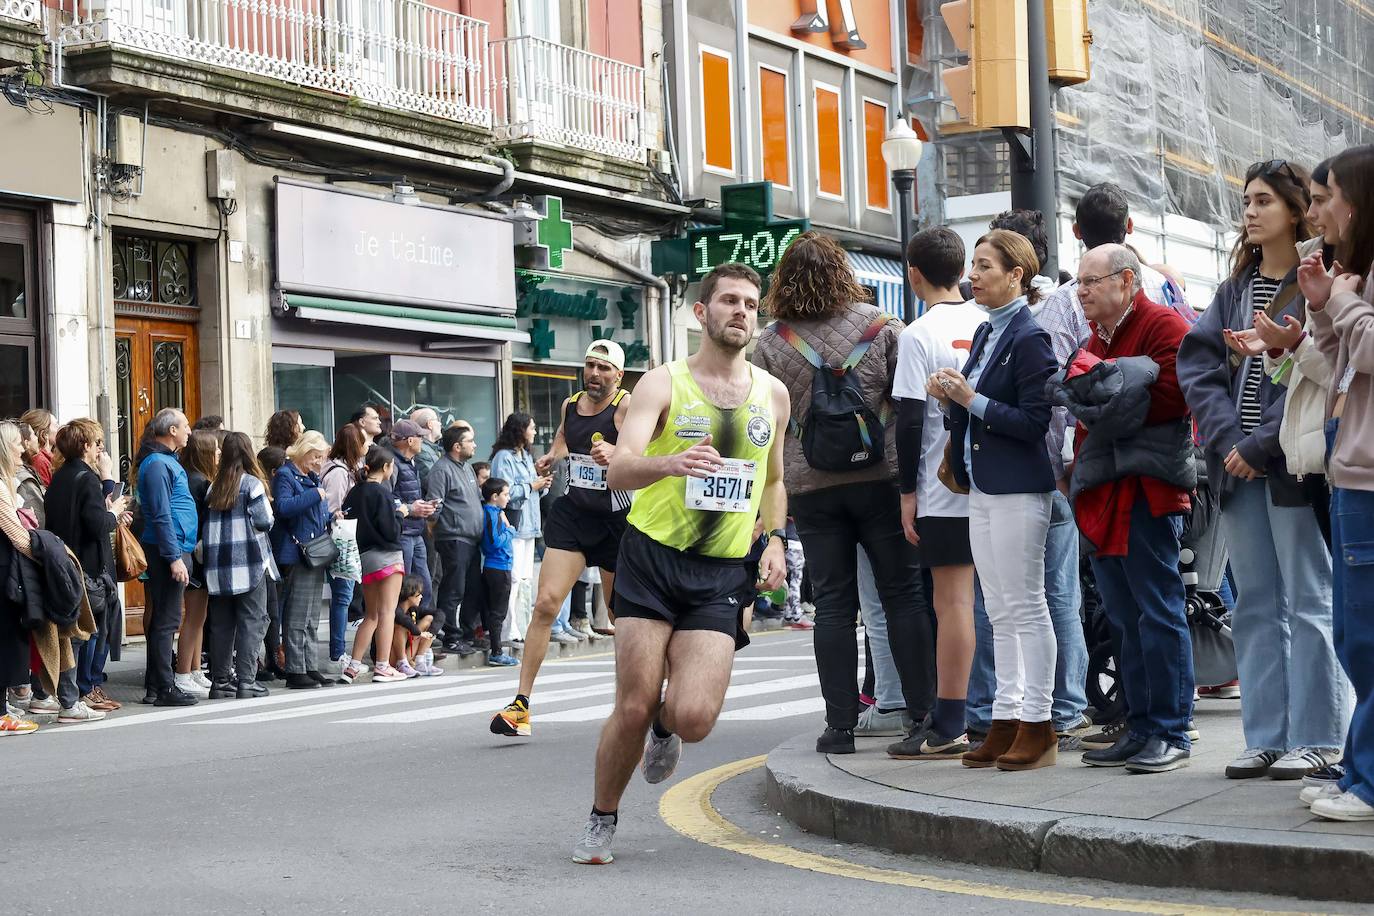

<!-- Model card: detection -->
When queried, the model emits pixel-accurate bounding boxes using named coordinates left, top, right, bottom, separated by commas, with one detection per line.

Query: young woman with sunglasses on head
left=1179, top=159, right=1346, bottom=782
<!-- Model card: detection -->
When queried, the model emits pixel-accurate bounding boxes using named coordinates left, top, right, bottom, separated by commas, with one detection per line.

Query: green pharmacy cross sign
left=517, top=196, right=574, bottom=271
left=652, top=182, right=809, bottom=281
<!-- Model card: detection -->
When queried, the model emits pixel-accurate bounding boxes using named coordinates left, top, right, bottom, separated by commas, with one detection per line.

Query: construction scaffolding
left=917, top=0, right=1374, bottom=231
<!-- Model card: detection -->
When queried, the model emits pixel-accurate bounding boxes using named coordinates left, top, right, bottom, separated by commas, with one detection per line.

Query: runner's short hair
left=905, top=227, right=965, bottom=290
left=698, top=263, right=761, bottom=308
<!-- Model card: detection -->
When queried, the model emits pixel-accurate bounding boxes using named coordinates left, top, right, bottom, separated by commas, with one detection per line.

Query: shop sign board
left=275, top=180, right=515, bottom=314
left=514, top=271, right=650, bottom=367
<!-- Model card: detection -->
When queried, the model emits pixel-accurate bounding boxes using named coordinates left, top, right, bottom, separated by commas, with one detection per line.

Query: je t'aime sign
left=275, top=180, right=516, bottom=314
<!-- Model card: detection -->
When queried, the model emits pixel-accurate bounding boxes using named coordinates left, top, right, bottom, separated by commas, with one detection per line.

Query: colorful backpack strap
left=776, top=314, right=892, bottom=375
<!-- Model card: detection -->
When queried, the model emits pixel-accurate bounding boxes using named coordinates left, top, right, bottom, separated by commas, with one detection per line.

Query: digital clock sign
left=652, top=182, right=809, bottom=281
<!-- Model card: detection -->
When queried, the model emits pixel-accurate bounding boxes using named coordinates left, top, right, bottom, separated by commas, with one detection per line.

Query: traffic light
left=1045, top=0, right=1092, bottom=85
left=939, top=0, right=1029, bottom=129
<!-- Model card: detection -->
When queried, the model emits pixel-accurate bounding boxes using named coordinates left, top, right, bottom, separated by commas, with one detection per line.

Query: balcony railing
left=1, top=0, right=42, bottom=25
left=490, top=35, right=646, bottom=162
left=57, top=0, right=491, bottom=127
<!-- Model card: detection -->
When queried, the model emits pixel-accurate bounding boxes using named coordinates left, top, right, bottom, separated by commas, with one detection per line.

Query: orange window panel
left=701, top=49, right=734, bottom=172
left=815, top=85, right=843, bottom=197
left=759, top=68, right=790, bottom=187
left=864, top=100, right=890, bottom=210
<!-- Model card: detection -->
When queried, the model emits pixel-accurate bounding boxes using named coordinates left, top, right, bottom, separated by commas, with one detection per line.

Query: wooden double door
left=115, top=317, right=200, bottom=633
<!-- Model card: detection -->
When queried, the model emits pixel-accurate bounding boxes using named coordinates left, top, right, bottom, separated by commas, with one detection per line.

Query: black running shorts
left=613, top=526, right=755, bottom=650
left=543, top=498, right=629, bottom=572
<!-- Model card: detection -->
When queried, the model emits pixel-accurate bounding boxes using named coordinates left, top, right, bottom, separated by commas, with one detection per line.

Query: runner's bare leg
left=517, top=547, right=587, bottom=697
left=593, top=617, right=672, bottom=811
left=658, top=630, right=735, bottom=742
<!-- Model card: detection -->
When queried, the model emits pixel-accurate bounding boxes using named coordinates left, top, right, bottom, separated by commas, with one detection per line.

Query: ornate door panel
left=114, top=318, right=200, bottom=634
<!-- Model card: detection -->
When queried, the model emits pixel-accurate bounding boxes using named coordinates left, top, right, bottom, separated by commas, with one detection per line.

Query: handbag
left=295, top=527, right=340, bottom=569
left=114, top=523, right=148, bottom=582
left=937, top=439, right=970, bottom=496
left=328, top=518, right=361, bottom=583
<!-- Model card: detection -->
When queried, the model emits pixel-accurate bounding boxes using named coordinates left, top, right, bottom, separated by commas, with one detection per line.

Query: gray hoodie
left=424, top=454, right=482, bottom=542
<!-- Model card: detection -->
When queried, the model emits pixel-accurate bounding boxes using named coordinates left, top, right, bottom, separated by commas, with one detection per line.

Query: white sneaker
left=854, top=705, right=908, bottom=738
left=28, top=695, right=60, bottom=715
left=174, top=673, right=210, bottom=698
left=552, top=631, right=580, bottom=645
left=1301, top=783, right=1343, bottom=807
left=192, top=671, right=213, bottom=690
left=1270, top=747, right=1342, bottom=780
left=57, top=701, right=106, bottom=723
left=1311, top=791, right=1374, bottom=822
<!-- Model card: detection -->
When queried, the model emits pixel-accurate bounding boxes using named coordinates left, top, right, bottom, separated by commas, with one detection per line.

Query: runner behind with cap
left=491, top=340, right=632, bottom=738
left=571, top=263, right=791, bottom=865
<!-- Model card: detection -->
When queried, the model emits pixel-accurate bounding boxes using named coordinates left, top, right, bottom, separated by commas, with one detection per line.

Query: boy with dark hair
left=480, top=477, right=517, bottom=668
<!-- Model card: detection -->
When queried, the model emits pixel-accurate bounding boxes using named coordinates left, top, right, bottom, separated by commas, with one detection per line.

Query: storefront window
left=0, top=241, right=26, bottom=320
left=273, top=363, right=334, bottom=435
left=0, top=338, right=33, bottom=417
left=515, top=371, right=576, bottom=454
left=393, top=369, right=498, bottom=447
left=334, top=357, right=393, bottom=432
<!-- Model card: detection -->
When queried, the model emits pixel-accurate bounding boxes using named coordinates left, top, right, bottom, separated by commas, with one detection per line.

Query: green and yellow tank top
left=628, top=360, right=776, bottom=559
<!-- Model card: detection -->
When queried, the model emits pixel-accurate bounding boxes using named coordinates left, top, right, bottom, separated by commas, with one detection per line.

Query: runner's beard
left=704, top=312, right=750, bottom=352
left=585, top=378, right=608, bottom=400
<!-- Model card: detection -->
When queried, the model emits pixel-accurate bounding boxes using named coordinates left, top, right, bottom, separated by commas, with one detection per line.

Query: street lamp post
left=881, top=121, right=924, bottom=324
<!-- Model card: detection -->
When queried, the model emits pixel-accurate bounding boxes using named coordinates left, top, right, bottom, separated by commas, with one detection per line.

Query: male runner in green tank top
left=572, top=263, right=791, bottom=865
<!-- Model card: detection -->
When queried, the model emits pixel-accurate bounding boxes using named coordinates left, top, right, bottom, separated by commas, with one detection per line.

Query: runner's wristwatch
left=766, top=528, right=787, bottom=545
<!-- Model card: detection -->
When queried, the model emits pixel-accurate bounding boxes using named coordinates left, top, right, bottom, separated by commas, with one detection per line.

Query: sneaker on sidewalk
left=174, top=673, right=210, bottom=698
left=192, top=671, right=213, bottom=690
left=888, top=728, right=969, bottom=760
left=371, top=663, right=408, bottom=683
left=1055, top=715, right=1094, bottom=738
left=340, top=658, right=369, bottom=684
left=1079, top=720, right=1126, bottom=750
left=1301, top=783, right=1343, bottom=807
left=491, top=700, right=531, bottom=737
left=784, top=618, right=815, bottom=630
left=572, top=813, right=617, bottom=865
left=1311, top=791, right=1374, bottom=822
left=1225, top=748, right=1282, bottom=779
left=1198, top=679, right=1240, bottom=699
left=57, top=701, right=106, bottom=724
left=398, top=660, right=420, bottom=679
left=1186, top=719, right=1200, bottom=742
left=552, top=630, right=580, bottom=645
left=854, top=705, right=908, bottom=737
left=28, top=695, right=60, bottom=715
left=1304, top=763, right=1347, bottom=787
left=1269, top=747, right=1342, bottom=780
left=816, top=726, right=855, bottom=754
left=0, top=712, right=38, bottom=735
left=487, top=653, right=519, bottom=667
left=642, top=729, right=682, bottom=784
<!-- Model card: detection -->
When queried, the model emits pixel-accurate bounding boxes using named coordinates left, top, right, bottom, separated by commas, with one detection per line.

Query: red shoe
left=1200, top=679, right=1240, bottom=699
left=785, top=618, right=815, bottom=630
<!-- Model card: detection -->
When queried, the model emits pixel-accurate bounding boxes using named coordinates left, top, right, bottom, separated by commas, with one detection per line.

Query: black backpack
left=776, top=315, right=891, bottom=472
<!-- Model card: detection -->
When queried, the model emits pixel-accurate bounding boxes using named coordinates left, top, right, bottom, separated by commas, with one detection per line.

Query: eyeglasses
left=1077, top=268, right=1128, bottom=292
left=1248, top=159, right=1304, bottom=189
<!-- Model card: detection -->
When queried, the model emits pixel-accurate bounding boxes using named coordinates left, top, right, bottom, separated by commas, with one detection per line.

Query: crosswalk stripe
left=717, top=696, right=827, bottom=721
left=335, top=668, right=784, bottom=726
left=190, top=671, right=611, bottom=726
left=537, top=674, right=819, bottom=724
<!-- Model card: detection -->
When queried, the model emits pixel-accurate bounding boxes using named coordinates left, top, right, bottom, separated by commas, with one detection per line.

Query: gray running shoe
left=854, top=705, right=908, bottom=737
left=641, top=730, right=682, bottom=784
left=572, top=814, right=617, bottom=864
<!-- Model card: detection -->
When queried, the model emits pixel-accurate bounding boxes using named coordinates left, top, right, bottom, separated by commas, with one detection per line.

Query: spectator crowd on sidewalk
left=3, top=145, right=1373, bottom=828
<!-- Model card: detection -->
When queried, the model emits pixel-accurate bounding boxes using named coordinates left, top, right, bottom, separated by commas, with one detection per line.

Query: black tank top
left=563, top=389, right=631, bottom=514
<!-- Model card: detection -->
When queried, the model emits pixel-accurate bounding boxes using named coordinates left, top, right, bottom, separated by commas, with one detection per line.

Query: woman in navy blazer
left=926, top=229, right=1059, bottom=771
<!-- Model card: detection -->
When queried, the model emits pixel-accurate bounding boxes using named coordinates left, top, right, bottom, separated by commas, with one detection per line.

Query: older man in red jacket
left=1056, top=243, right=1197, bottom=775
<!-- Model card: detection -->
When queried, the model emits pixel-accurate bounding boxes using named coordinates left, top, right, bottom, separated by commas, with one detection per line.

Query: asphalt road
left=4, top=631, right=1352, bottom=915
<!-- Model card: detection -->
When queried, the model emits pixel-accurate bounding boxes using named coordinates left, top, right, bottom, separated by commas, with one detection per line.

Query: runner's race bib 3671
left=568, top=454, right=608, bottom=491
left=685, top=458, right=756, bottom=513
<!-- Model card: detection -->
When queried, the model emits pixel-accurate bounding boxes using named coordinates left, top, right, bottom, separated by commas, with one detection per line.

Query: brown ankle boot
left=995, top=720, right=1058, bottom=771
left=961, top=719, right=1019, bottom=768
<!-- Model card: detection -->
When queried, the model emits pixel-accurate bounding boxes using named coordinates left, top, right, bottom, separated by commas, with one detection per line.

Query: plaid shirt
left=204, top=475, right=279, bottom=596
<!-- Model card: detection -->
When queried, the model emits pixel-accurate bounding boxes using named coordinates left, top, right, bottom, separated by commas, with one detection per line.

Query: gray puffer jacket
left=1049, top=355, right=1197, bottom=502
left=752, top=302, right=902, bottom=496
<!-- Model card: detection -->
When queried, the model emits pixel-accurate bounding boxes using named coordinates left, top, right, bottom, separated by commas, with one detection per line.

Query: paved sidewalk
left=766, top=704, right=1374, bottom=905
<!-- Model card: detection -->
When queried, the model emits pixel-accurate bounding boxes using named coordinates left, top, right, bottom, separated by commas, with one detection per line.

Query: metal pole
left=1010, top=0, right=1058, bottom=279
left=893, top=169, right=916, bottom=324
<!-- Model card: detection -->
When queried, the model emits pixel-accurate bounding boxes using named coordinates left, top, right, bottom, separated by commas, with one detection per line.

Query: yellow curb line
left=658, top=756, right=1325, bottom=916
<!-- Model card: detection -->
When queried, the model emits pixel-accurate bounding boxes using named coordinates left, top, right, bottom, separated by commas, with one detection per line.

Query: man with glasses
left=1050, top=244, right=1197, bottom=773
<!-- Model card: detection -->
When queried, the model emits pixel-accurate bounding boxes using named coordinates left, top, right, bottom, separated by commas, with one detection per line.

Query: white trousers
left=504, top=536, right=537, bottom=642
left=968, top=490, right=1055, bottom=722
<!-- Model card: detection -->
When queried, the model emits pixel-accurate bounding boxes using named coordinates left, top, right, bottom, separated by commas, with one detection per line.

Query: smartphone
left=111, top=482, right=126, bottom=499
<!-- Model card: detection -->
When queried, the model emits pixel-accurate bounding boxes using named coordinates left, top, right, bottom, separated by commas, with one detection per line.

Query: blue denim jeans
left=328, top=576, right=356, bottom=662
left=1221, top=476, right=1346, bottom=752
left=967, top=490, right=1088, bottom=732
left=399, top=533, right=433, bottom=607
left=857, top=546, right=904, bottom=711
left=76, top=625, right=109, bottom=696
left=1329, top=421, right=1374, bottom=805
left=1090, top=500, right=1195, bottom=748
left=553, top=591, right=574, bottom=635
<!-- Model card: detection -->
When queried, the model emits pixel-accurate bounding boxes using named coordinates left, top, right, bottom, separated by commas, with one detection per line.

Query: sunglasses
left=1247, top=158, right=1304, bottom=189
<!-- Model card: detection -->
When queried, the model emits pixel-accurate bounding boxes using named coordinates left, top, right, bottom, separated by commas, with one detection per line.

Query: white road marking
left=538, top=674, right=819, bottom=724
left=717, top=697, right=827, bottom=721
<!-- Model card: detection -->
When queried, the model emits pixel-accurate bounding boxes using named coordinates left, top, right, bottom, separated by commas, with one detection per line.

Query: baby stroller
left=1081, top=457, right=1238, bottom=723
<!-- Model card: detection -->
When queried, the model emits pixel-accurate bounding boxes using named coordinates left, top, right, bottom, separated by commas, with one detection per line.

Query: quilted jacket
left=752, top=302, right=903, bottom=496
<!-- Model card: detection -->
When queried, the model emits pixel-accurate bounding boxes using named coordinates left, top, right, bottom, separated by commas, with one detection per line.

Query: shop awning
left=283, top=294, right=529, bottom=344
left=847, top=252, right=906, bottom=318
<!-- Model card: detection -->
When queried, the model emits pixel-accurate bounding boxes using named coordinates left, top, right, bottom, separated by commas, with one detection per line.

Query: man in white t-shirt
left=887, top=226, right=988, bottom=759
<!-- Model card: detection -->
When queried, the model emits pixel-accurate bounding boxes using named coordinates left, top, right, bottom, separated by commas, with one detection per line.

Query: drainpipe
left=571, top=233, right=673, bottom=366
left=449, top=154, right=516, bottom=203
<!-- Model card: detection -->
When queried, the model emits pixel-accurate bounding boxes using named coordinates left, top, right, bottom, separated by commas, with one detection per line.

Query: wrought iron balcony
left=57, top=0, right=492, bottom=127
left=490, top=34, right=646, bottom=163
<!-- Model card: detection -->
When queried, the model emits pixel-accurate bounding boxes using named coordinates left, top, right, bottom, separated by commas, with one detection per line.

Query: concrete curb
left=765, top=734, right=1374, bottom=904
